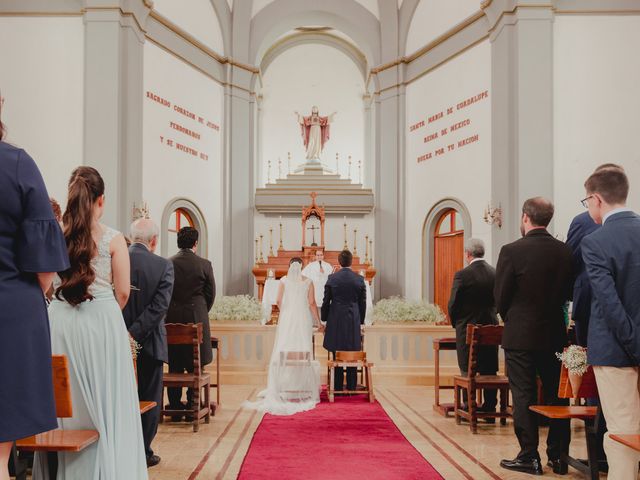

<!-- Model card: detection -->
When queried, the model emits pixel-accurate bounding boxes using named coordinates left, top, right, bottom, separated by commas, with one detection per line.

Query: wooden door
left=433, top=210, right=464, bottom=321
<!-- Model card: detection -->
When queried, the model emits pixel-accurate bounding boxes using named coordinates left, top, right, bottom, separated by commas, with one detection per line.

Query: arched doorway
left=161, top=198, right=208, bottom=258
left=432, top=209, right=464, bottom=320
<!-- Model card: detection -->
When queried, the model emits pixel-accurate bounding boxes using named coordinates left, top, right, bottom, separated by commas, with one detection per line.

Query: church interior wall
left=0, top=16, right=84, bottom=206
left=142, top=41, right=225, bottom=291
left=404, top=0, right=481, bottom=56
left=552, top=14, right=640, bottom=238
left=151, top=0, right=225, bottom=56
left=404, top=40, right=492, bottom=301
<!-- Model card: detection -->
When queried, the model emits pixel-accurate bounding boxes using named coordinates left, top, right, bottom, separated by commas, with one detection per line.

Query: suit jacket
left=166, top=249, right=216, bottom=365
left=495, top=229, right=573, bottom=351
left=448, top=259, right=498, bottom=373
left=321, top=268, right=367, bottom=352
left=122, top=243, right=175, bottom=363
left=582, top=211, right=640, bottom=367
left=566, top=211, right=600, bottom=346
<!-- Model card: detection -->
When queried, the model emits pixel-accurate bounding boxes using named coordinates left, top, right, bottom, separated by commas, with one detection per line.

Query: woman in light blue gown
left=34, top=166, right=147, bottom=480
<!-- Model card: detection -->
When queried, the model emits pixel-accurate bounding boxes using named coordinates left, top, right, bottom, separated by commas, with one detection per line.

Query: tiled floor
left=149, top=386, right=601, bottom=480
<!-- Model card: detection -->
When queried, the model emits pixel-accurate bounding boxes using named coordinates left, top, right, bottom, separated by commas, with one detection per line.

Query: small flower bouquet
left=372, top=296, right=445, bottom=325
left=129, top=336, right=142, bottom=360
left=556, top=345, right=588, bottom=397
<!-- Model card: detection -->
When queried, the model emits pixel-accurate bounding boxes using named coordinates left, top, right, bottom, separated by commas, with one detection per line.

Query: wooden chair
left=453, top=325, right=510, bottom=433
left=327, top=351, right=374, bottom=403
left=161, top=323, right=211, bottom=432
left=529, top=362, right=600, bottom=479
left=326, top=332, right=366, bottom=385
left=15, top=355, right=100, bottom=479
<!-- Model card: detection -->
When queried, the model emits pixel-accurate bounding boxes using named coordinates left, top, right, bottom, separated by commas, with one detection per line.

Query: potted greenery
left=209, top=295, right=263, bottom=323
left=372, top=296, right=446, bottom=325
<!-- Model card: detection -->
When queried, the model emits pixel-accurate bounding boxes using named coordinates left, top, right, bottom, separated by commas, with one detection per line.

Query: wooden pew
left=16, top=355, right=99, bottom=452
left=529, top=364, right=599, bottom=479
left=610, top=434, right=640, bottom=452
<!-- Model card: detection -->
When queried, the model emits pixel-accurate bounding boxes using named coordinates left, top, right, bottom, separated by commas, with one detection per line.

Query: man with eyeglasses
left=581, top=167, right=640, bottom=479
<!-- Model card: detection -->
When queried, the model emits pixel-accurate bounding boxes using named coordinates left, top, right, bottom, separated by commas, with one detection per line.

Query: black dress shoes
left=146, top=455, right=161, bottom=468
left=500, top=458, right=543, bottom=475
left=547, top=459, right=568, bottom=475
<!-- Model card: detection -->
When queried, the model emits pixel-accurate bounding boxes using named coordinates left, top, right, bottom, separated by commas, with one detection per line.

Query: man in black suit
left=495, top=197, right=573, bottom=476
left=448, top=238, right=498, bottom=415
left=166, top=226, right=215, bottom=413
left=122, top=218, right=174, bottom=468
left=321, top=250, right=367, bottom=391
left=581, top=167, right=640, bottom=478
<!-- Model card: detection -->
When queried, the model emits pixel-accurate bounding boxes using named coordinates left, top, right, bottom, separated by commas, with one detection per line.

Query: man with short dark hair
left=321, top=250, right=367, bottom=391
left=166, top=227, right=216, bottom=415
left=581, top=167, right=640, bottom=479
left=448, top=238, right=498, bottom=416
left=495, top=197, right=574, bottom=476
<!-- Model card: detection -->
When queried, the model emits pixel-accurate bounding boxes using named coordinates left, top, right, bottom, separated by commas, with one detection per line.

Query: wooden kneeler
left=16, top=355, right=99, bottom=453
left=327, top=351, right=374, bottom=403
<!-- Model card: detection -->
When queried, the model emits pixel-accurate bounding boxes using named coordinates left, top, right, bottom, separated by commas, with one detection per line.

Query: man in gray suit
left=123, top=218, right=174, bottom=468
left=581, top=167, right=640, bottom=479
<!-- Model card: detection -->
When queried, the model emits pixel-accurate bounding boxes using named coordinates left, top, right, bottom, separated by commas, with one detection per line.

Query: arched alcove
left=422, top=198, right=472, bottom=305
left=161, top=198, right=209, bottom=258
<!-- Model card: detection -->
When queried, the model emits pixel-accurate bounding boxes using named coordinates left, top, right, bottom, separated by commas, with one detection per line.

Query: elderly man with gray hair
left=448, top=238, right=499, bottom=417
left=122, top=218, right=174, bottom=468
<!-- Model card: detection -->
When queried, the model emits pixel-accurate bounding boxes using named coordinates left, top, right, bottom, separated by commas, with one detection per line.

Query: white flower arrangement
left=129, top=336, right=142, bottom=360
left=556, top=345, right=588, bottom=376
left=209, top=295, right=263, bottom=322
left=372, top=296, right=446, bottom=325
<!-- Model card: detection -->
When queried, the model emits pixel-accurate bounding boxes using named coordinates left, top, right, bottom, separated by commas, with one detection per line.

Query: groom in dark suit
left=122, top=218, right=174, bottom=468
left=321, top=250, right=367, bottom=391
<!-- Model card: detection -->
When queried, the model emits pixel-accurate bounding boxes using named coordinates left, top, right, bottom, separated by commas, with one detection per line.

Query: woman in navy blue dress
left=0, top=106, right=69, bottom=479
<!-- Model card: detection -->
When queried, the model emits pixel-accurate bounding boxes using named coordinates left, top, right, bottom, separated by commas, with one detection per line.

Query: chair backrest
left=466, top=325, right=503, bottom=378
left=165, top=323, right=203, bottom=375
left=52, top=355, right=73, bottom=418
left=336, top=351, right=366, bottom=362
left=558, top=363, right=598, bottom=399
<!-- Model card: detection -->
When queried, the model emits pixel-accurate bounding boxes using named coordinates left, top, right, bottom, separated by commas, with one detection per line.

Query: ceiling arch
left=261, top=32, right=368, bottom=81
left=249, top=0, right=381, bottom=69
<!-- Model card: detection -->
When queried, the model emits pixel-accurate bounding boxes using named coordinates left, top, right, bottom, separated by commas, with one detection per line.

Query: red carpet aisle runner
left=238, top=391, right=443, bottom=480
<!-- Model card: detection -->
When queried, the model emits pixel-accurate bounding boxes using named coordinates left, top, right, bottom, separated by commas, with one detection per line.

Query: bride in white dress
left=244, top=258, right=322, bottom=415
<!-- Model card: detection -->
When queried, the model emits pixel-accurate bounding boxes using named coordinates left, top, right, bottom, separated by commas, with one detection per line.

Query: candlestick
left=277, top=158, right=282, bottom=179
left=348, top=155, right=352, bottom=180
left=269, top=227, right=274, bottom=256
left=353, top=228, right=358, bottom=255
left=254, top=237, right=259, bottom=264
left=343, top=218, right=348, bottom=250
left=336, top=153, right=339, bottom=174
left=259, top=235, right=265, bottom=263
left=278, top=216, right=284, bottom=250
left=369, top=239, right=373, bottom=265
left=267, top=160, right=272, bottom=184
left=287, top=152, right=291, bottom=175
left=358, top=159, right=362, bottom=184
left=364, top=234, right=369, bottom=264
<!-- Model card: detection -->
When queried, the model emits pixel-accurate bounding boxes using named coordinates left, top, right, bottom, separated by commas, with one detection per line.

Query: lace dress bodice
left=90, top=225, right=120, bottom=295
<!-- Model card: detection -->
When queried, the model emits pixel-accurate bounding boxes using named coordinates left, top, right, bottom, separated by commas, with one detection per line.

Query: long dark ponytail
left=55, top=166, right=105, bottom=306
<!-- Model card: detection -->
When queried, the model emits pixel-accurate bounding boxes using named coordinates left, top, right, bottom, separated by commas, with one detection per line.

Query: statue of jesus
left=294, top=106, right=336, bottom=162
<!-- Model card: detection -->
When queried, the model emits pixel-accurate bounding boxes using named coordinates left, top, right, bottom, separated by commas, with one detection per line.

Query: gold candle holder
left=269, top=227, right=274, bottom=256
left=353, top=228, right=358, bottom=255
left=348, top=155, right=352, bottom=180
left=277, top=158, right=282, bottom=179
left=278, top=216, right=284, bottom=250
left=336, top=152, right=339, bottom=173
left=287, top=152, right=291, bottom=175
left=259, top=235, right=265, bottom=263
left=267, top=160, right=272, bottom=184
left=254, top=237, right=258, bottom=264
left=358, top=160, right=362, bottom=184
left=343, top=216, right=348, bottom=250
left=369, top=239, right=373, bottom=265
left=364, top=234, right=369, bottom=264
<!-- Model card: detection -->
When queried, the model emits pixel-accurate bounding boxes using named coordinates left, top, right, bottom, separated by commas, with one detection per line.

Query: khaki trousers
left=593, top=366, right=640, bottom=480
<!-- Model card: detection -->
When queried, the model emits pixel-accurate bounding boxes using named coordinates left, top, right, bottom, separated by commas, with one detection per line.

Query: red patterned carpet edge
left=237, top=390, right=443, bottom=480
